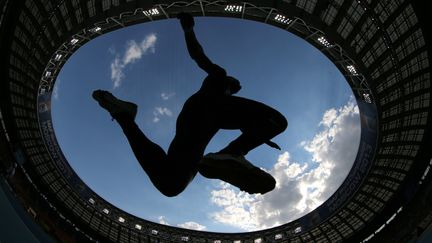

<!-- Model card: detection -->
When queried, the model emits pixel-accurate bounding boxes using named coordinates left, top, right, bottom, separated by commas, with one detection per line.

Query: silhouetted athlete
left=93, top=13, right=287, bottom=197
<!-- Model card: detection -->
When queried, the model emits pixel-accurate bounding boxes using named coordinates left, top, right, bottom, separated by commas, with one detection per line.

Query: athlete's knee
left=157, top=183, right=185, bottom=197
left=155, top=174, right=190, bottom=197
left=161, top=188, right=183, bottom=197
left=269, top=112, right=288, bottom=134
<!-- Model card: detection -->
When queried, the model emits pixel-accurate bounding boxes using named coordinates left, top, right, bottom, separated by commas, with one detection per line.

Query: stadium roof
left=0, top=0, right=431, bottom=242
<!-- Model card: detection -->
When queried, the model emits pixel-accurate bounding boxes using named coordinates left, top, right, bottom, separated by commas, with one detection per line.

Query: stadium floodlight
left=363, top=233, right=375, bottom=242
left=143, top=8, right=160, bottom=17
left=135, top=224, right=142, bottom=230
left=88, top=198, right=95, bottom=204
left=54, top=53, right=63, bottom=61
left=224, top=5, right=243, bottom=12
left=294, top=226, right=302, bottom=234
left=90, top=26, right=101, bottom=33
left=45, top=71, right=51, bottom=78
left=317, top=36, right=332, bottom=47
left=254, top=238, right=262, bottom=243
left=102, top=208, right=109, bottom=214
left=118, top=217, right=125, bottom=223
left=233, top=240, right=241, bottom=243
left=363, top=93, right=372, bottom=103
left=374, top=224, right=386, bottom=234
left=181, top=236, right=189, bottom=242
left=347, top=65, right=358, bottom=75
left=70, top=38, right=79, bottom=45
left=213, top=241, right=221, bottom=243
left=274, top=14, right=292, bottom=24
left=421, top=165, right=430, bottom=180
left=386, top=213, right=397, bottom=224
left=275, top=234, right=283, bottom=240
left=151, top=229, right=158, bottom=235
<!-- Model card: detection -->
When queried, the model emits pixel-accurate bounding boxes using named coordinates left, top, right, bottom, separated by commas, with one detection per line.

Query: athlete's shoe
left=92, top=90, right=137, bottom=120
left=198, top=153, right=276, bottom=194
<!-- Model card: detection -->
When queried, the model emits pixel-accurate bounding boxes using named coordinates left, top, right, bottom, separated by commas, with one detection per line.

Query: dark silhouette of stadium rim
left=1, top=1, right=431, bottom=242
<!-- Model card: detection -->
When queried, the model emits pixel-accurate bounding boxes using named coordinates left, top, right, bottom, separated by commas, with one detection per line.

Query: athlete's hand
left=177, top=12, right=195, bottom=31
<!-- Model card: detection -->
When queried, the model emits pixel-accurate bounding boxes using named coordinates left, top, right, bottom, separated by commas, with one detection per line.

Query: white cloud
left=153, top=107, right=173, bottom=123
left=303, top=99, right=360, bottom=196
left=141, top=34, right=157, bottom=54
left=53, top=79, right=60, bottom=99
left=108, top=46, right=116, bottom=55
left=209, top=99, right=360, bottom=231
left=123, top=40, right=142, bottom=64
left=177, top=222, right=207, bottom=231
left=110, top=33, right=157, bottom=89
left=111, top=56, right=124, bottom=88
left=161, top=92, right=176, bottom=100
left=155, top=107, right=173, bottom=116
left=157, top=216, right=206, bottom=231
left=158, top=216, right=170, bottom=226
left=320, top=108, right=337, bottom=127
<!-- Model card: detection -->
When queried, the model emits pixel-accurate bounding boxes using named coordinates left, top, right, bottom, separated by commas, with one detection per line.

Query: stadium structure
left=0, top=0, right=431, bottom=242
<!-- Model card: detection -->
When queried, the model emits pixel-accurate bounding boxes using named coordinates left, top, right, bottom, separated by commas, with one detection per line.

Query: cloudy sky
left=52, top=17, right=360, bottom=232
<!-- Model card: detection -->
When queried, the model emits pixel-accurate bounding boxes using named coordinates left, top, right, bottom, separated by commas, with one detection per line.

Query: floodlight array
left=143, top=8, right=160, bottom=17
left=361, top=207, right=404, bottom=243
left=419, top=159, right=432, bottom=185
left=70, top=38, right=79, bottom=45
left=375, top=224, right=386, bottom=234
left=85, top=196, right=201, bottom=239
left=317, top=36, right=332, bottom=47
left=275, top=234, right=283, bottom=240
left=54, top=53, right=63, bottom=61
left=135, top=224, right=142, bottom=230
left=224, top=5, right=243, bottom=12
left=347, top=65, right=358, bottom=75
left=363, top=93, right=372, bottom=103
left=90, top=26, right=101, bottom=33
left=181, top=236, right=190, bottom=241
left=274, top=14, right=292, bottom=24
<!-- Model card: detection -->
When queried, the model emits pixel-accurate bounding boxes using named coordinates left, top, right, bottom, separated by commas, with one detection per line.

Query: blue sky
left=52, top=17, right=360, bottom=232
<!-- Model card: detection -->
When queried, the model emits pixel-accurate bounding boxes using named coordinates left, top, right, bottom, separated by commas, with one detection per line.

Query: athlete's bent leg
left=115, top=115, right=192, bottom=197
left=213, top=96, right=288, bottom=156
left=93, top=90, right=193, bottom=197
left=197, top=96, right=287, bottom=194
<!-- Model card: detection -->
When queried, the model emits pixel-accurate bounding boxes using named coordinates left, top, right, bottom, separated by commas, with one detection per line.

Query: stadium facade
left=0, top=0, right=431, bottom=242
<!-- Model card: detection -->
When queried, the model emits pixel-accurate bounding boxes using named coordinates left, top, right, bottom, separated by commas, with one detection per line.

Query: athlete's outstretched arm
left=177, top=13, right=224, bottom=75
